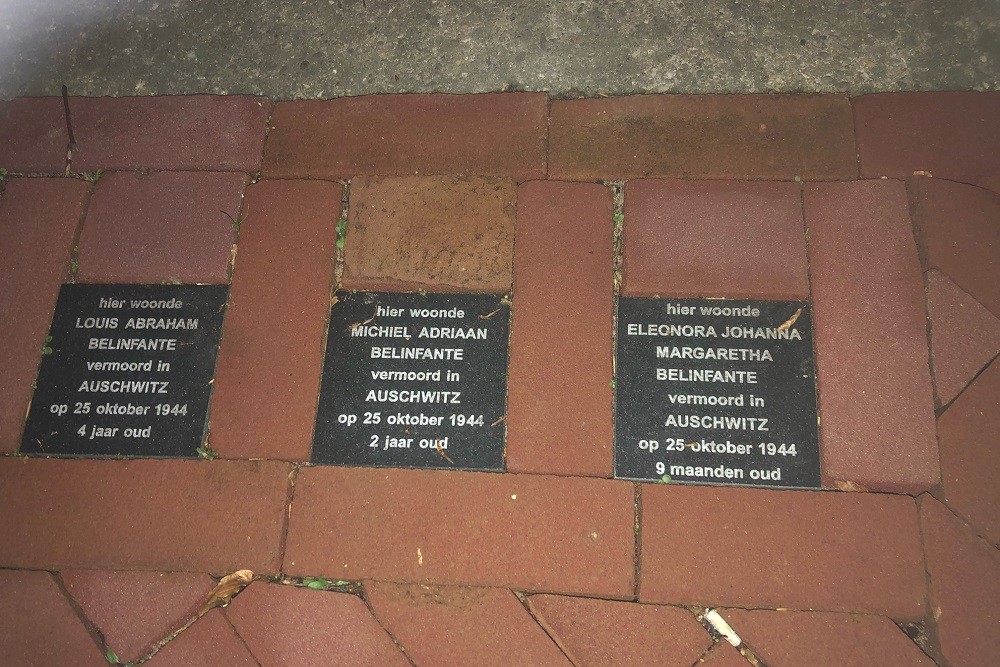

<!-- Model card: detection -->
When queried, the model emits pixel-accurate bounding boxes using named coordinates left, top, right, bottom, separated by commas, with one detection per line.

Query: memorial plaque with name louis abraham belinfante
left=21, top=284, right=228, bottom=458
left=312, top=290, right=510, bottom=471
left=614, top=298, right=820, bottom=489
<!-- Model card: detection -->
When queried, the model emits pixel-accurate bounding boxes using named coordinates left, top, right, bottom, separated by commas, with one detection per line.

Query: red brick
left=805, top=180, right=938, bottom=493
left=623, top=180, right=808, bottom=298
left=0, top=569, right=106, bottom=666
left=0, top=95, right=270, bottom=172
left=550, top=94, right=856, bottom=181
left=263, top=93, right=547, bottom=180
left=147, top=609, right=257, bottom=666
left=285, top=467, right=634, bottom=597
left=506, top=181, right=614, bottom=476
left=722, top=609, right=933, bottom=666
left=225, top=582, right=408, bottom=666
left=367, top=582, right=569, bottom=665
left=209, top=180, right=340, bottom=460
left=920, top=496, right=1000, bottom=667
left=0, top=178, right=88, bottom=453
left=697, top=642, right=746, bottom=666
left=0, top=459, right=290, bottom=573
left=640, top=485, right=925, bottom=617
left=529, top=594, right=711, bottom=667
left=342, top=175, right=515, bottom=291
left=926, top=271, right=1000, bottom=406
left=855, top=92, right=1000, bottom=188
left=937, top=361, right=1000, bottom=546
left=910, top=177, right=1000, bottom=317
left=62, top=570, right=215, bottom=663
left=77, top=171, right=245, bottom=284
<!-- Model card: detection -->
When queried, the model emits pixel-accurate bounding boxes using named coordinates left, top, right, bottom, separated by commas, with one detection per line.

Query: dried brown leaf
left=199, top=569, right=253, bottom=614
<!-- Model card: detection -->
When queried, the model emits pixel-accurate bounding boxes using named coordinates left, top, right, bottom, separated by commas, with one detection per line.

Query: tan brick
left=550, top=94, right=856, bottom=180
left=263, top=94, right=548, bottom=179
left=343, top=175, right=515, bottom=291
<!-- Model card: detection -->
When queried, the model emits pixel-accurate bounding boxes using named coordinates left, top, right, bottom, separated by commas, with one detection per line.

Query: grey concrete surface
left=1, top=0, right=998, bottom=100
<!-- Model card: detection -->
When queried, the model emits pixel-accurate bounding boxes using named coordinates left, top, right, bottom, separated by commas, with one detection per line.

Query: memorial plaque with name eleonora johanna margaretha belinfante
left=21, top=284, right=228, bottom=458
left=312, top=291, right=510, bottom=470
left=614, top=298, right=820, bottom=488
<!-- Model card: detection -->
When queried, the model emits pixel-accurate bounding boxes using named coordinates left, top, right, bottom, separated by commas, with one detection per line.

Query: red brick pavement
left=2, top=91, right=998, bottom=664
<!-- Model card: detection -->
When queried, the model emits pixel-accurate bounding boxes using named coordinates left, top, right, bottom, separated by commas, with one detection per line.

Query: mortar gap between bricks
left=914, top=251, right=949, bottom=500
left=273, top=574, right=362, bottom=596
left=224, top=173, right=254, bottom=283
left=65, top=178, right=96, bottom=285
left=923, top=488, right=1000, bottom=552
left=514, top=590, right=581, bottom=666
left=334, top=178, right=351, bottom=289
left=609, top=179, right=625, bottom=486
left=913, top=494, right=947, bottom=666
left=893, top=617, right=939, bottom=664
left=797, top=179, right=832, bottom=492
left=697, top=608, right=768, bottom=667
left=276, top=463, right=302, bottom=575
left=632, top=482, right=642, bottom=601
left=257, top=98, right=275, bottom=180
left=934, top=352, right=999, bottom=420
left=686, top=641, right=719, bottom=667
left=135, top=569, right=259, bottom=664
left=51, top=571, right=112, bottom=663
left=543, top=94, right=553, bottom=180
left=221, top=610, right=264, bottom=667
left=848, top=96, right=862, bottom=180
left=356, top=584, right=418, bottom=667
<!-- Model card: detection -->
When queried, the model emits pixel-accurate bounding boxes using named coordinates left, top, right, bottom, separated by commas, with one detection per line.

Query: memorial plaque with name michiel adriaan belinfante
left=21, top=284, right=228, bottom=458
left=614, top=298, right=820, bottom=489
left=313, top=291, right=510, bottom=470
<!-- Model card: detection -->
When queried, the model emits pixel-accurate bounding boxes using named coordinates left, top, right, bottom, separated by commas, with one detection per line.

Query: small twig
left=479, top=307, right=501, bottom=320
left=434, top=440, right=454, bottom=464
left=62, top=85, right=76, bottom=174
left=777, top=307, right=803, bottom=332
left=348, top=307, right=378, bottom=331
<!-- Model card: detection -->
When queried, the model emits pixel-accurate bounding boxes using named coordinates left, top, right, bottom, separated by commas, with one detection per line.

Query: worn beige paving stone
left=343, top=175, right=516, bottom=292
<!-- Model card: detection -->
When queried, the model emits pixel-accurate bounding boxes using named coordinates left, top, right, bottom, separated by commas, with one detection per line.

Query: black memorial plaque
left=21, top=284, right=228, bottom=458
left=614, top=298, right=820, bottom=488
left=313, top=291, right=510, bottom=470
